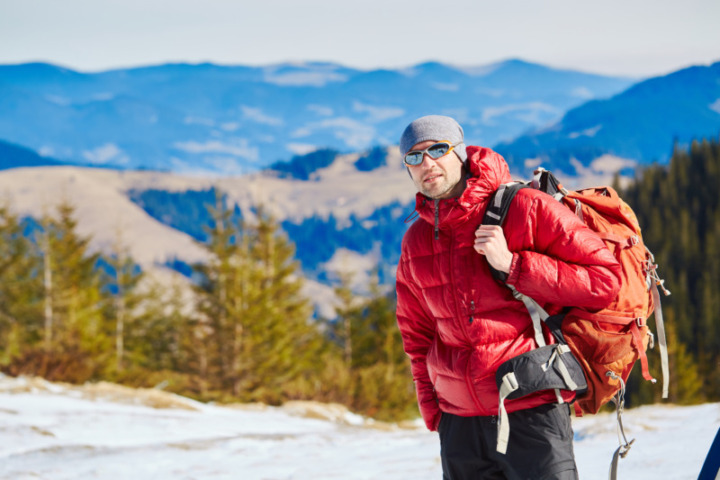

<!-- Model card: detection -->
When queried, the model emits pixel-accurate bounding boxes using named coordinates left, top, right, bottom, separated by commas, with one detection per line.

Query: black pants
left=439, top=403, right=579, bottom=480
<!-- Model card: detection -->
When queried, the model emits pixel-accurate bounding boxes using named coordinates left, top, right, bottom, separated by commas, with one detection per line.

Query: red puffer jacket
left=396, top=146, right=621, bottom=431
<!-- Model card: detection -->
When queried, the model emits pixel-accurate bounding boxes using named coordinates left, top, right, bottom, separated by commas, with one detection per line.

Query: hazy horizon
left=2, top=0, right=719, bottom=78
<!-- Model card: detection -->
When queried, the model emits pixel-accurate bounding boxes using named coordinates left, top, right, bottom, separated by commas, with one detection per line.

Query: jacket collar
left=414, top=146, right=513, bottom=232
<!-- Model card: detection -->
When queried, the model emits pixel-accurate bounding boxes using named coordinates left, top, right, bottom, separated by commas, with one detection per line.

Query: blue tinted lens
left=404, top=152, right=423, bottom=165
left=427, top=143, right=450, bottom=158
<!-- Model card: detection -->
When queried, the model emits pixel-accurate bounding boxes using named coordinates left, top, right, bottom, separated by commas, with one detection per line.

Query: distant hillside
left=0, top=60, right=632, bottom=174
left=0, top=149, right=415, bottom=311
left=127, top=147, right=411, bottom=282
left=495, top=61, right=720, bottom=175
left=129, top=185, right=412, bottom=283
left=0, top=139, right=64, bottom=170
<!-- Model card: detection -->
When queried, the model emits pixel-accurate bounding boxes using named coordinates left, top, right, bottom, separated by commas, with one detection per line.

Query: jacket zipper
left=446, top=228, right=484, bottom=412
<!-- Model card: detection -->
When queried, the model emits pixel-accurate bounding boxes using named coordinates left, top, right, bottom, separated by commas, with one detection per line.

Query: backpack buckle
left=636, top=317, right=646, bottom=328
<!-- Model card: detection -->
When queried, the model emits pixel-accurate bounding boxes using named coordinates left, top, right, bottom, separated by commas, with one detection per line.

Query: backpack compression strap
left=532, top=167, right=568, bottom=199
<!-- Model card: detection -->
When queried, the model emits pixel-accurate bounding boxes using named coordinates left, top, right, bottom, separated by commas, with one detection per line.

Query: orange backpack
left=486, top=168, right=670, bottom=476
left=547, top=175, right=669, bottom=408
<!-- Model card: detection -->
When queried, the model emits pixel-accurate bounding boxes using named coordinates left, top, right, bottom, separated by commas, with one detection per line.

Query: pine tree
left=328, top=269, right=415, bottom=420
left=102, top=235, right=145, bottom=375
left=193, top=192, right=240, bottom=396
left=241, top=206, right=324, bottom=403
left=194, top=197, right=326, bottom=403
left=35, top=201, right=110, bottom=382
left=332, top=271, right=362, bottom=369
left=0, top=203, right=43, bottom=367
left=111, top=274, right=196, bottom=392
left=323, top=271, right=365, bottom=405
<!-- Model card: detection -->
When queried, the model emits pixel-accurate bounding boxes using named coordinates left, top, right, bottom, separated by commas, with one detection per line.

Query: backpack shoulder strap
left=483, top=182, right=556, bottom=347
left=482, top=182, right=529, bottom=227
left=482, top=182, right=529, bottom=282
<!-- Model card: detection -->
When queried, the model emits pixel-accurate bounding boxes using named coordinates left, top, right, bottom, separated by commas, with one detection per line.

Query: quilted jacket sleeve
left=395, top=253, right=441, bottom=431
left=504, top=189, right=621, bottom=309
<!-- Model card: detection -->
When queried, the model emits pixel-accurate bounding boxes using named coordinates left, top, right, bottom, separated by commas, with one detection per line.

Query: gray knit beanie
left=399, top=115, right=467, bottom=163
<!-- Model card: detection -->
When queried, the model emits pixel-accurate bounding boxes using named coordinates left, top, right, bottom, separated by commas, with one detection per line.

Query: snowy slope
left=0, top=375, right=717, bottom=480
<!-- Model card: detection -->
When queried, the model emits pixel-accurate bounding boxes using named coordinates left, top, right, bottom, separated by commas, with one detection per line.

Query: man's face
left=407, top=140, right=465, bottom=199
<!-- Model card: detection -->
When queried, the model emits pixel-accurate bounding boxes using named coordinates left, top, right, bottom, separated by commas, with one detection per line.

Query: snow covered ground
left=0, top=374, right=716, bottom=480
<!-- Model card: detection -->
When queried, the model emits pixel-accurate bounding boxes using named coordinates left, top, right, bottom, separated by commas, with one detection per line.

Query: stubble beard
left=417, top=170, right=465, bottom=200
left=421, top=178, right=454, bottom=199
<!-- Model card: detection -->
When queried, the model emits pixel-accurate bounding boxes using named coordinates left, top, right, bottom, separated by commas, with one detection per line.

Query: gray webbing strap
left=509, top=286, right=548, bottom=348
left=609, top=442, right=632, bottom=480
left=651, top=284, right=670, bottom=398
left=485, top=183, right=509, bottom=221
left=574, top=199, right=584, bottom=221
left=496, top=343, right=577, bottom=455
left=607, top=374, right=634, bottom=480
left=496, top=372, right=519, bottom=454
left=499, top=287, right=566, bottom=455
left=494, top=184, right=508, bottom=209
left=543, top=344, right=580, bottom=391
left=531, top=168, right=545, bottom=189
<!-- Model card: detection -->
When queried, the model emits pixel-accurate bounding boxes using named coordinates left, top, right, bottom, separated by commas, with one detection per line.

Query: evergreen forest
left=0, top=139, right=719, bottom=422
left=619, top=138, right=720, bottom=406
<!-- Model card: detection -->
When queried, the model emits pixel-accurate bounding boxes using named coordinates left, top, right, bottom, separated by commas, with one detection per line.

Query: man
left=395, top=115, right=621, bottom=479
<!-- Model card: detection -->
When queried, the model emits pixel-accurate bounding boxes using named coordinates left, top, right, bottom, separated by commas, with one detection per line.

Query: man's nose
left=420, top=153, right=439, bottom=167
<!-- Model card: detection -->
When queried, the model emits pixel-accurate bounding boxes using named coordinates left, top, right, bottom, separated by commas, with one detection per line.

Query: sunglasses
left=404, top=141, right=458, bottom=166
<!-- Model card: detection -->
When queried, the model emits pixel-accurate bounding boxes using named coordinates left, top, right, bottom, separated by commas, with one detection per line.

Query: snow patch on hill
left=0, top=166, right=209, bottom=268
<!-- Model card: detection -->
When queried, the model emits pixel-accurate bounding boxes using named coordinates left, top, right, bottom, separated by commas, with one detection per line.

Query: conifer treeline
left=0, top=193, right=415, bottom=421
left=619, top=138, right=720, bottom=405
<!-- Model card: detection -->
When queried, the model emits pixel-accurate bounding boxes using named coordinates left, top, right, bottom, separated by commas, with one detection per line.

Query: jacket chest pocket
left=453, top=245, right=490, bottom=313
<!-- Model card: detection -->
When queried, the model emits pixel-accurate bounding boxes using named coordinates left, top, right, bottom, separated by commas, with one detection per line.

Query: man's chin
left=416, top=183, right=443, bottom=199
left=423, top=187, right=450, bottom=199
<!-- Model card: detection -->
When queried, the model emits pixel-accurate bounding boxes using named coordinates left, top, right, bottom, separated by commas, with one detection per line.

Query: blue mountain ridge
left=494, top=61, right=720, bottom=174
left=0, top=139, right=65, bottom=169
left=0, top=59, right=632, bottom=174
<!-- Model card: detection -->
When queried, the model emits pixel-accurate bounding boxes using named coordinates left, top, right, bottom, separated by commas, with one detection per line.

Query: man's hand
left=474, top=225, right=513, bottom=273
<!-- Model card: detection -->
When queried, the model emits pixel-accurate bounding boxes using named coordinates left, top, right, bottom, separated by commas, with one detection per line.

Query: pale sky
left=1, top=0, right=719, bottom=78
